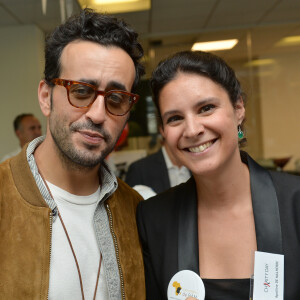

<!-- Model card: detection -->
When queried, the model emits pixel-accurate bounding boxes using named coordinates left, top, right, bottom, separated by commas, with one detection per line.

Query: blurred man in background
left=0, top=113, right=42, bottom=162
left=125, top=133, right=191, bottom=196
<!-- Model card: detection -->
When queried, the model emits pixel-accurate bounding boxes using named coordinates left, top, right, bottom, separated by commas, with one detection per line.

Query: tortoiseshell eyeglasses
left=51, top=78, right=139, bottom=116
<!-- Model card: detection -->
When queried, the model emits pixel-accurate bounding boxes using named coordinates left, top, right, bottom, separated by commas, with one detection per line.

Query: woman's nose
left=183, top=115, right=204, bottom=138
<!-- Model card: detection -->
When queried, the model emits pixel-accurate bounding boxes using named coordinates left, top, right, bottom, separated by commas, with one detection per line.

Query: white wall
left=259, top=52, right=300, bottom=170
left=0, top=25, right=45, bottom=159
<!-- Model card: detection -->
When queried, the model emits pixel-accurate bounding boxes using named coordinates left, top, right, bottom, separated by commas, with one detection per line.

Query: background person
left=136, top=50, right=300, bottom=299
left=0, top=113, right=42, bottom=162
left=0, top=8, right=145, bottom=299
left=125, top=130, right=191, bottom=195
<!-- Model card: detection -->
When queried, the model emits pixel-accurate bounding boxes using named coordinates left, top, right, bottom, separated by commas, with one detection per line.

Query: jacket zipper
left=106, top=203, right=125, bottom=300
left=47, top=208, right=55, bottom=300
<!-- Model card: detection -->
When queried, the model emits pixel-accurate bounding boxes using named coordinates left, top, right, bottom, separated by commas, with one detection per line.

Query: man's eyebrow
left=78, top=79, right=127, bottom=91
left=106, top=81, right=127, bottom=92
left=78, top=78, right=99, bottom=86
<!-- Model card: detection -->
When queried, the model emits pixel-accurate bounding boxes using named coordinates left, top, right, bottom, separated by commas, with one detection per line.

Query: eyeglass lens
left=69, top=83, right=133, bottom=115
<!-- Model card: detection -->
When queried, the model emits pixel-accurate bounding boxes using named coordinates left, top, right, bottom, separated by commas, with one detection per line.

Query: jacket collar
left=244, top=152, right=282, bottom=254
left=177, top=177, right=199, bottom=272
left=10, top=144, right=48, bottom=207
left=10, top=136, right=118, bottom=210
left=177, top=152, right=283, bottom=273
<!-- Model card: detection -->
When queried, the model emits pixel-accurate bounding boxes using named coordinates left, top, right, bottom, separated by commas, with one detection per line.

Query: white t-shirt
left=47, top=182, right=109, bottom=300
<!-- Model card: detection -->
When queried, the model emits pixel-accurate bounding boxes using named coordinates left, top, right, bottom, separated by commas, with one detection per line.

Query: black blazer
left=125, top=149, right=170, bottom=194
left=136, top=153, right=300, bottom=299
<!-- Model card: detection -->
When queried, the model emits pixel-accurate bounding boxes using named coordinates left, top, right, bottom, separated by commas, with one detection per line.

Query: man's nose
left=85, top=95, right=107, bottom=124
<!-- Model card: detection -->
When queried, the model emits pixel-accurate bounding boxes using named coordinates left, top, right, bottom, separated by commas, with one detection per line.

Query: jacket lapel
left=177, top=178, right=199, bottom=274
left=245, top=153, right=283, bottom=254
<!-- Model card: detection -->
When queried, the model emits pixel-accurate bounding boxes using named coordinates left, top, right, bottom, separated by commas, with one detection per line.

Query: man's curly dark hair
left=44, top=8, right=144, bottom=90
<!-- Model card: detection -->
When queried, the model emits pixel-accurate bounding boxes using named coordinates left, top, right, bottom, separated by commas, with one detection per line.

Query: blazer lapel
left=244, top=152, right=283, bottom=254
left=177, top=178, right=200, bottom=274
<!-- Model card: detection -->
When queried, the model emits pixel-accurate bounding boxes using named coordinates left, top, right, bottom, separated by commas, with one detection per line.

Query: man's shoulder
left=0, top=148, right=21, bottom=163
left=117, top=177, right=142, bottom=191
left=0, top=158, right=12, bottom=177
left=112, top=178, right=143, bottom=203
left=0, top=150, right=28, bottom=187
left=106, top=179, right=143, bottom=221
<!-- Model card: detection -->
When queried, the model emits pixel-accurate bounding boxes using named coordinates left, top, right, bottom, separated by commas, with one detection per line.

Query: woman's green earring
left=238, top=125, right=244, bottom=139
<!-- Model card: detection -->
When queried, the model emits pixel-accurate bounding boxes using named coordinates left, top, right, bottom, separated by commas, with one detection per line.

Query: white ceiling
left=1, top=0, right=300, bottom=74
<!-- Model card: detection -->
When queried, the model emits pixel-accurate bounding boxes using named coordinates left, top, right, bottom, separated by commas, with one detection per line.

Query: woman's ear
left=235, top=97, right=245, bottom=124
left=38, top=80, right=51, bottom=117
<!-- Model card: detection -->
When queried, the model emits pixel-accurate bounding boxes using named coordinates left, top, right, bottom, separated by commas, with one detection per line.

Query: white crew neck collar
left=46, top=181, right=100, bottom=205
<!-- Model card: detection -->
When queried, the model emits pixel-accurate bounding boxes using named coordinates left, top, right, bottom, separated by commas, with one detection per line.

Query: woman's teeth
left=189, top=141, right=213, bottom=153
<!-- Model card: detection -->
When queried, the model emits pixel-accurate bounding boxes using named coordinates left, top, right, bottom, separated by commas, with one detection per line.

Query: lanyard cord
left=40, top=171, right=101, bottom=300
left=58, top=210, right=102, bottom=300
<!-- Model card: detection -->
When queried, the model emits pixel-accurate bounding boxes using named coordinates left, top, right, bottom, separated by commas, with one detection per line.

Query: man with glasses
left=0, top=9, right=145, bottom=299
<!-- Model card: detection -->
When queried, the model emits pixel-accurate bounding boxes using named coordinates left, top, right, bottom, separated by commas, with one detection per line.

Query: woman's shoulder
left=244, top=151, right=300, bottom=194
left=137, top=178, right=195, bottom=214
left=268, top=171, right=300, bottom=218
left=269, top=170, right=300, bottom=192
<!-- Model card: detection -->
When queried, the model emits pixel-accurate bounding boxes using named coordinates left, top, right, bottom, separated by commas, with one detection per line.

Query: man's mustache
left=70, top=120, right=111, bottom=141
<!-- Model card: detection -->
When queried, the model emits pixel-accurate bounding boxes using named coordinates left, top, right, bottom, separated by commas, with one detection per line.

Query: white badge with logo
left=253, top=251, right=284, bottom=300
left=167, top=270, right=205, bottom=300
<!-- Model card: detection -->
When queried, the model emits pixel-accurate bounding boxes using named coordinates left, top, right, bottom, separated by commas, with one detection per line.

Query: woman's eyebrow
left=193, top=97, right=219, bottom=107
left=162, top=97, right=219, bottom=119
left=162, top=110, right=181, bottom=120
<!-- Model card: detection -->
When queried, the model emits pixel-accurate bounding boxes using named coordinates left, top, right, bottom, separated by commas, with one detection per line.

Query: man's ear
left=38, top=80, right=51, bottom=117
left=235, top=97, right=245, bottom=124
left=15, top=129, right=22, bottom=139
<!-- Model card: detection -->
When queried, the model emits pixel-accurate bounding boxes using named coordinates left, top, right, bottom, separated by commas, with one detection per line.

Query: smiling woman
left=157, top=72, right=245, bottom=177
left=136, top=50, right=300, bottom=300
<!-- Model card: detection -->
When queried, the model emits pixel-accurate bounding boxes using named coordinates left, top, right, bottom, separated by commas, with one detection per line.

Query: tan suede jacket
left=0, top=149, right=145, bottom=299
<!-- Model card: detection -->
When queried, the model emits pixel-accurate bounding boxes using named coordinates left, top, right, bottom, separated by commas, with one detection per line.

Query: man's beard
left=49, top=114, right=124, bottom=171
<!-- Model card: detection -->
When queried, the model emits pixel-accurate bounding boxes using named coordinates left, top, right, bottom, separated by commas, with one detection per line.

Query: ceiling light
left=94, top=0, right=138, bottom=4
left=78, top=0, right=150, bottom=14
left=275, top=35, right=300, bottom=47
left=192, top=39, right=238, bottom=52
